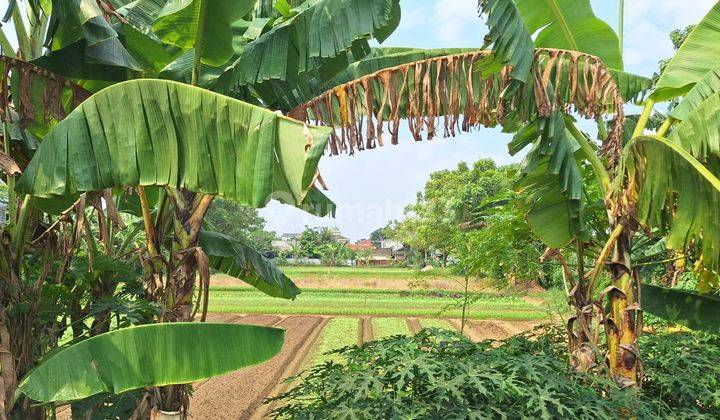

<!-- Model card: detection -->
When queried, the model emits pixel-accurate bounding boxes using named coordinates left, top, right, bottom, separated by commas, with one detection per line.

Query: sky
left=259, top=0, right=718, bottom=241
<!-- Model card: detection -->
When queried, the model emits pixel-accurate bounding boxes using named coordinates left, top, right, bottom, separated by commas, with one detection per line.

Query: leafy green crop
left=270, top=329, right=720, bottom=419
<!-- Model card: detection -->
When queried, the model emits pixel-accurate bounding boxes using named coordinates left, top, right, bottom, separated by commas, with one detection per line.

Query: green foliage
left=271, top=328, right=718, bottom=419
left=204, top=198, right=276, bottom=252
left=208, top=288, right=543, bottom=320
left=20, top=323, right=285, bottom=403
left=16, top=79, right=332, bottom=215
left=293, top=226, right=355, bottom=265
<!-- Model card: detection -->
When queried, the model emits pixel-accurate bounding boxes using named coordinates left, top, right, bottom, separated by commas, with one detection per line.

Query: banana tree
left=279, top=0, right=653, bottom=385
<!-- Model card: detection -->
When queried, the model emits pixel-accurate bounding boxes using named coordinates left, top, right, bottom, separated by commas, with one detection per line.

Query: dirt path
left=452, top=319, right=540, bottom=342
left=189, top=316, right=323, bottom=419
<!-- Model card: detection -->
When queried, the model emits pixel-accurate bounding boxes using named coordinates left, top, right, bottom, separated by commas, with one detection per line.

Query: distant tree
left=204, top=199, right=276, bottom=252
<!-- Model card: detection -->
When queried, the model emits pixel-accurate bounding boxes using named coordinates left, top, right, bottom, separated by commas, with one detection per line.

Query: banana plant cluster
left=0, top=0, right=398, bottom=417
left=1, top=0, right=720, bottom=418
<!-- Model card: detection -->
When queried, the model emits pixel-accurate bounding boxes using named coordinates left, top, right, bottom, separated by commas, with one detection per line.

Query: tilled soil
left=189, top=316, right=323, bottom=419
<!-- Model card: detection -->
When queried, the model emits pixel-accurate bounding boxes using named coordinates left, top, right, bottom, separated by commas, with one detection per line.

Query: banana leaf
left=514, top=0, right=623, bottom=70
left=18, top=322, right=284, bottom=403
left=652, top=1, right=720, bottom=102
left=152, top=0, right=256, bottom=67
left=226, top=0, right=401, bottom=92
left=199, top=230, right=299, bottom=299
left=479, top=0, right=535, bottom=86
left=15, top=79, right=333, bottom=213
left=625, top=135, right=720, bottom=271
left=48, top=0, right=143, bottom=71
left=666, top=93, right=720, bottom=162
left=642, top=284, right=720, bottom=335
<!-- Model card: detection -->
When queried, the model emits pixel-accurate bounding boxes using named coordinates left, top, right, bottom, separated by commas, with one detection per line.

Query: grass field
left=305, top=317, right=359, bottom=366
left=207, top=288, right=548, bottom=320
left=419, top=318, right=454, bottom=330
left=372, top=318, right=411, bottom=339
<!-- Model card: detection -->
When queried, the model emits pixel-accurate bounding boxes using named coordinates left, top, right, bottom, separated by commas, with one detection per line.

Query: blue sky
left=260, top=0, right=717, bottom=240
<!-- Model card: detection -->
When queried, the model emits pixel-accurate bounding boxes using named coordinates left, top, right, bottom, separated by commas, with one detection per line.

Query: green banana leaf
left=670, top=67, right=720, bottom=121
left=479, top=0, right=535, bottom=86
left=652, top=1, right=720, bottom=102
left=19, top=323, right=284, bottom=403
left=642, top=284, right=720, bottom=335
left=49, top=0, right=143, bottom=71
left=511, top=113, right=588, bottom=248
left=626, top=135, right=720, bottom=272
left=16, top=79, right=333, bottom=213
left=199, top=230, right=299, bottom=299
left=666, top=93, right=720, bottom=162
left=514, top=0, right=623, bottom=70
left=226, top=0, right=401, bottom=90
left=153, top=0, right=256, bottom=67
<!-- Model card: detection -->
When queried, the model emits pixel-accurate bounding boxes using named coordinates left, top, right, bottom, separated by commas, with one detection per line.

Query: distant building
left=328, top=227, right=349, bottom=244
left=273, top=233, right=302, bottom=252
left=357, top=248, right=393, bottom=266
left=348, top=239, right=374, bottom=251
left=380, top=239, right=404, bottom=252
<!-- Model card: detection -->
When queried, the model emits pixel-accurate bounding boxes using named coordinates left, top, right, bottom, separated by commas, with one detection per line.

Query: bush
left=269, top=328, right=719, bottom=419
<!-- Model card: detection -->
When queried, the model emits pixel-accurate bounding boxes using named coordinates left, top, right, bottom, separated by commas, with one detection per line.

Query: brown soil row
left=253, top=317, right=330, bottom=419
left=188, top=315, right=324, bottom=419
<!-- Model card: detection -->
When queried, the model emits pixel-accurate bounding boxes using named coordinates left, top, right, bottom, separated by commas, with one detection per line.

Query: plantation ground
left=187, top=267, right=552, bottom=418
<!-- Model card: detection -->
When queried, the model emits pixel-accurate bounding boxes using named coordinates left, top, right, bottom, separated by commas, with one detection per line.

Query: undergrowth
left=269, top=328, right=720, bottom=419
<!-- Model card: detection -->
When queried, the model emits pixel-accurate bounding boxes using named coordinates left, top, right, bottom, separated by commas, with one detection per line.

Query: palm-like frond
left=16, top=80, right=332, bottom=215
left=625, top=135, right=720, bottom=271
left=290, top=49, right=627, bottom=155
left=199, top=230, right=299, bottom=299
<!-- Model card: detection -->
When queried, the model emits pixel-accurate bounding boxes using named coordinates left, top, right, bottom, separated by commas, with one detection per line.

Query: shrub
left=269, top=328, right=719, bottom=419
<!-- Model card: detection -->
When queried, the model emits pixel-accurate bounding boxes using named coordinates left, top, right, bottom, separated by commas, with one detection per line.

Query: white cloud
left=623, top=0, right=716, bottom=73
left=430, top=0, right=482, bottom=45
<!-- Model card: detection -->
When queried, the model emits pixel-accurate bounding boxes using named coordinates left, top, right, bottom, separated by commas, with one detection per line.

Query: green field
left=372, top=318, right=411, bottom=339
left=419, top=318, right=454, bottom=330
left=305, top=317, right=359, bottom=366
left=207, top=288, right=548, bottom=320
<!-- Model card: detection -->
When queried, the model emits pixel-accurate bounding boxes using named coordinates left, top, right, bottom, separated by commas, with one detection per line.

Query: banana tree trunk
left=155, top=188, right=213, bottom=415
left=604, top=228, right=641, bottom=387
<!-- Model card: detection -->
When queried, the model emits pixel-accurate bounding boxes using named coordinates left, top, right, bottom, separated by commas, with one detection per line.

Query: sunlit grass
left=372, top=318, right=411, bottom=339
left=305, top=317, right=359, bottom=366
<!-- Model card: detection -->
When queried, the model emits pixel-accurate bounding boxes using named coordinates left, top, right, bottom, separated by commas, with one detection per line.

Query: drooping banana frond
left=511, top=112, right=588, bottom=247
left=224, top=0, right=401, bottom=104
left=16, top=79, right=333, bottom=216
left=0, top=55, right=91, bottom=136
left=670, top=67, right=720, bottom=121
left=290, top=49, right=627, bottom=156
left=625, top=135, right=720, bottom=271
left=46, top=0, right=143, bottom=72
left=666, top=93, right=720, bottom=162
left=478, top=0, right=535, bottom=87
left=652, top=1, right=720, bottom=102
left=199, top=230, right=299, bottom=299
